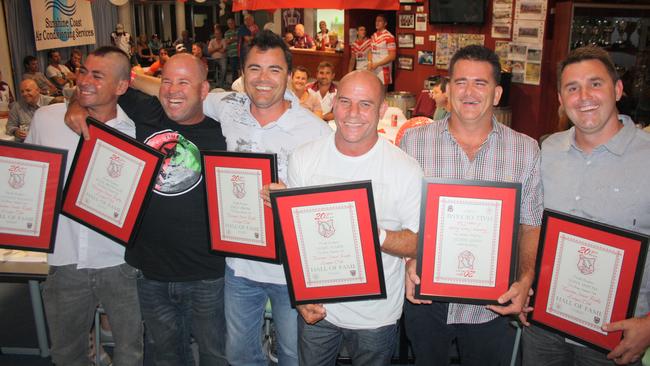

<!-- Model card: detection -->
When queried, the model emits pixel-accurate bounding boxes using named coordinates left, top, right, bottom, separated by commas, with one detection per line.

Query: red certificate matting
left=271, top=181, right=386, bottom=306
left=415, top=178, right=521, bottom=304
left=202, top=151, right=279, bottom=262
left=530, top=209, right=648, bottom=352
left=0, top=141, right=67, bottom=252
left=61, top=117, right=163, bottom=246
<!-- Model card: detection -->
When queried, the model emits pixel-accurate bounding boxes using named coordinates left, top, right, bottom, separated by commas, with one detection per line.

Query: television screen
left=429, top=0, right=486, bottom=25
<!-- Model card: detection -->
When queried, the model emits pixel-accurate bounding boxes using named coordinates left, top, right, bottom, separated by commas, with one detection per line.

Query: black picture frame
left=415, top=178, right=521, bottom=304
left=61, top=117, right=164, bottom=246
left=201, top=150, right=280, bottom=263
left=271, top=181, right=386, bottom=306
left=530, top=209, right=649, bottom=352
left=0, top=140, right=67, bottom=253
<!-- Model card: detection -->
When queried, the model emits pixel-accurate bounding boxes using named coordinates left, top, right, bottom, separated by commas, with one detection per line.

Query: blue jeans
left=404, top=301, right=515, bottom=366
left=522, top=325, right=640, bottom=366
left=298, top=317, right=398, bottom=366
left=42, top=263, right=143, bottom=366
left=224, top=265, right=298, bottom=366
left=137, top=276, right=227, bottom=366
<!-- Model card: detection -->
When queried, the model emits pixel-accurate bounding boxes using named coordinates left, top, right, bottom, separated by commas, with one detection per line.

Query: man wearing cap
left=111, top=23, right=134, bottom=61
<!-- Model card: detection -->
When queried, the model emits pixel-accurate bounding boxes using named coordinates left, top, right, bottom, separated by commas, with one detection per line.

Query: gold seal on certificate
left=292, top=202, right=367, bottom=288
left=75, top=140, right=146, bottom=228
left=215, top=167, right=266, bottom=246
left=434, top=196, right=502, bottom=287
left=0, top=157, right=49, bottom=237
left=546, top=232, right=624, bottom=334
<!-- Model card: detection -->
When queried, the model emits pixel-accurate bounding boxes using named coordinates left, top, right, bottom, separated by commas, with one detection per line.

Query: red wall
left=391, top=0, right=555, bottom=140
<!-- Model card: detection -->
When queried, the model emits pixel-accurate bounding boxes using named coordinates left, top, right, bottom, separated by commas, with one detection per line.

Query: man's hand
left=603, top=316, right=650, bottom=364
left=297, top=304, right=326, bottom=324
left=63, top=100, right=90, bottom=140
left=405, top=259, right=431, bottom=305
left=486, top=280, right=532, bottom=317
left=14, top=129, right=28, bottom=140
left=260, top=181, right=286, bottom=208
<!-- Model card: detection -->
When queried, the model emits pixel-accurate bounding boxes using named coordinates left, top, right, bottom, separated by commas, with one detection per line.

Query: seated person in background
left=23, top=55, right=59, bottom=96
left=429, top=76, right=449, bottom=120
left=148, top=33, right=162, bottom=56
left=146, top=48, right=170, bottom=77
left=348, top=26, right=371, bottom=72
left=291, top=66, right=322, bottom=119
left=136, top=34, right=155, bottom=67
left=307, top=61, right=337, bottom=121
left=328, top=32, right=341, bottom=51
left=7, top=79, right=62, bottom=141
left=46, top=49, right=75, bottom=90
left=283, top=32, right=295, bottom=47
left=315, top=21, right=330, bottom=49
left=192, top=42, right=208, bottom=67
left=65, top=49, right=82, bottom=75
left=293, top=24, right=315, bottom=50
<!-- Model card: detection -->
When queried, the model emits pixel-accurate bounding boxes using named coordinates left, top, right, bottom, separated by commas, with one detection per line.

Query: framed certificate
left=202, top=151, right=279, bottom=262
left=270, top=181, right=386, bottom=306
left=0, top=141, right=67, bottom=252
left=415, top=178, right=521, bottom=304
left=61, top=117, right=163, bottom=246
left=530, top=209, right=648, bottom=352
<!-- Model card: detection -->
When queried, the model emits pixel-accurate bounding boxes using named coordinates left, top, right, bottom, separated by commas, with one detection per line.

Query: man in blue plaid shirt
left=400, top=45, right=543, bottom=366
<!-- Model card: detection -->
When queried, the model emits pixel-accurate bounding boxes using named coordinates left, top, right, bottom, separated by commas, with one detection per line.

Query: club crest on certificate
left=315, top=212, right=336, bottom=238
left=457, top=250, right=476, bottom=278
left=231, top=174, right=246, bottom=199
left=577, top=246, right=596, bottom=275
left=107, top=154, right=124, bottom=179
left=8, top=164, right=26, bottom=189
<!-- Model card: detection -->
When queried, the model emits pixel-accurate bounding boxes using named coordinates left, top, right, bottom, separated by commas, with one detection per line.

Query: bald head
left=159, top=53, right=209, bottom=125
left=295, top=24, right=305, bottom=37
left=20, top=78, right=42, bottom=106
left=163, top=53, right=208, bottom=81
left=333, top=70, right=387, bottom=156
left=339, top=70, right=385, bottom=102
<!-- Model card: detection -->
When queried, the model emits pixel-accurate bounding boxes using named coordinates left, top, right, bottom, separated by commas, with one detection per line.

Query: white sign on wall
left=30, top=0, right=96, bottom=51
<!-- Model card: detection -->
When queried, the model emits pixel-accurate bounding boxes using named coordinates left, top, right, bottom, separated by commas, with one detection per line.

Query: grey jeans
left=42, top=263, right=143, bottom=366
left=522, top=325, right=640, bottom=366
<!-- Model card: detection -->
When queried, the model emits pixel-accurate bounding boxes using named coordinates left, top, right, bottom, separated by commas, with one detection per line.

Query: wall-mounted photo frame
left=397, top=56, right=414, bottom=70
left=397, top=33, right=415, bottom=48
left=398, top=13, right=416, bottom=29
left=418, top=50, right=434, bottom=65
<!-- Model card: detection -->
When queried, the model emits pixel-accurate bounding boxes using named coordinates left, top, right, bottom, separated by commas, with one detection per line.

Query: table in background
left=0, top=250, right=49, bottom=357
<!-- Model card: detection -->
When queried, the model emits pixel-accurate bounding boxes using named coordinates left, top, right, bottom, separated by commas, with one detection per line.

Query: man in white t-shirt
left=285, top=70, right=422, bottom=365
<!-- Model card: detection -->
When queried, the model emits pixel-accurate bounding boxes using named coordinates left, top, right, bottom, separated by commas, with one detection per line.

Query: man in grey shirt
left=7, top=79, right=61, bottom=141
left=523, top=46, right=650, bottom=365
